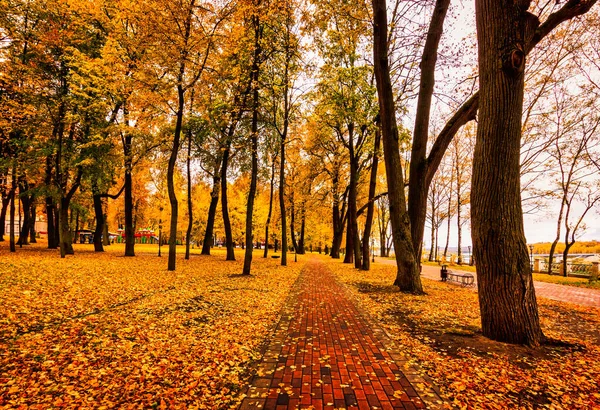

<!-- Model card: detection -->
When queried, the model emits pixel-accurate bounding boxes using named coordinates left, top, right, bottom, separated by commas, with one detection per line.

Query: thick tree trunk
left=93, top=192, right=104, bottom=252
left=58, top=197, right=74, bottom=256
left=45, top=156, right=58, bottom=249
left=362, top=128, right=381, bottom=270
left=221, top=140, right=235, bottom=261
left=408, top=0, right=450, bottom=261
left=372, top=0, right=423, bottom=293
left=264, top=157, right=276, bottom=258
left=124, top=133, right=135, bottom=257
left=472, top=0, right=543, bottom=345
left=201, top=160, right=221, bottom=255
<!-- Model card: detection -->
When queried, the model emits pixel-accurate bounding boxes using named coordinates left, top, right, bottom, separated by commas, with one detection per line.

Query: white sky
left=416, top=0, right=600, bottom=248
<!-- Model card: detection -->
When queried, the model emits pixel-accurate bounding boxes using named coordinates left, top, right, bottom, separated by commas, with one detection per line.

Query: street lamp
left=529, top=244, right=534, bottom=270
left=468, top=245, right=472, bottom=266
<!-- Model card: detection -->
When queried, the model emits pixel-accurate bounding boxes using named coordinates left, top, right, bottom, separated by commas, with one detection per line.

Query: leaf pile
left=326, top=257, right=600, bottom=410
left=0, top=244, right=302, bottom=408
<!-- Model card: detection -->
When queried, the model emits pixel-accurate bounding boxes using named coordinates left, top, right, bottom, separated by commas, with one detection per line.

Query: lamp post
left=158, top=206, right=163, bottom=257
left=468, top=245, right=472, bottom=266
left=529, top=244, right=534, bottom=270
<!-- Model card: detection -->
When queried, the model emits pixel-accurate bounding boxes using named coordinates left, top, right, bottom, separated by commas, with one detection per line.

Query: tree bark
left=361, top=126, right=381, bottom=270
left=185, top=127, right=193, bottom=260
left=92, top=192, right=105, bottom=252
left=201, top=159, right=221, bottom=255
left=264, top=156, right=276, bottom=258
left=45, top=156, right=58, bottom=249
left=408, top=0, right=451, bottom=261
left=167, top=82, right=185, bottom=270
left=29, top=202, right=37, bottom=243
left=123, top=130, right=135, bottom=257
left=17, top=180, right=31, bottom=246
left=243, top=13, right=262, bottom=275
left=9, top=165, right=16, bottom=252
left=472, top=0, right=543, bottom=345
left=221, top=139, right=235, bottom=261
left=0, top=190, right=9, bottom=242
left=372, top=0, right=422, bottom=293
left=279, top=135, right=288, bottom=265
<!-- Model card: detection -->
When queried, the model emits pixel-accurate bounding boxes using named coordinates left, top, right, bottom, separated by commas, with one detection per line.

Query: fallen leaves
left=327, top=257, right=600, bottom=410
left=0, top=243, right=303, bottom=408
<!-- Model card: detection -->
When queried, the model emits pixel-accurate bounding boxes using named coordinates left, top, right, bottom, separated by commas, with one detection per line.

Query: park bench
left=448, top=271, right=475, bottom=287
left=441, top=265, right=475, bottom=287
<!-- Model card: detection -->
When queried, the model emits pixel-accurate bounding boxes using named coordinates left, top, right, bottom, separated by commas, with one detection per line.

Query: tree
left=372, top=0, right=423, bottom=293
left=472, top=0, right=597, bottom=346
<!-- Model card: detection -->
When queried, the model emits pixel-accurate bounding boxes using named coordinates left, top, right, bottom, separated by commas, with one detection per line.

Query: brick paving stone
left=239, top=259, right=446, bottom=409
left=376, top=257, right=600, bottom=308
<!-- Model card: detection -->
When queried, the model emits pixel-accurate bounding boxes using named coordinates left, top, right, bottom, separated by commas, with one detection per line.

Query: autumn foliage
left=326, top=257, right=600, bottom=409
left=0, top=242, right=304, bottom=408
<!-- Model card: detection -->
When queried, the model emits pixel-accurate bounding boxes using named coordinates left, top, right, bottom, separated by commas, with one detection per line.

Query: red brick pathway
left=239, top=259, right=444, bottom=409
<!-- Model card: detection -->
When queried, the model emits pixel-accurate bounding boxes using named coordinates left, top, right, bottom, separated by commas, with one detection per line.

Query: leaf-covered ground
left=327, top=257, right=600, bottom=410
left=0, top=242, right=303, bottom=409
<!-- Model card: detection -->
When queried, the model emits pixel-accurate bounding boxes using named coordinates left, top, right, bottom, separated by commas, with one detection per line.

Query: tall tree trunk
left=0, top=191, right=9, bottom=242
left=221, top=140, right=235, bottom=261
left=201, top=160, right=221, bottom=255
left=372, top=0, right=423, bottom=293
left=124, top=131, right=135, bottom=257
left=185, top=128, right=193, bottom=260
left=429, top=216, right=435, bottom=262
left=408, top=0, right=451, bottom=260
left=362, top=127, right=381, bottom=270
left=290, top=195, right=298, bottom=252
left=91, top=178, right=105, bottom=252
left=548, top=197, right=565, bottom=274
left=243, top=15, right=262, bottom=275
left=17, top=180, right=31, bottom=246
left=264, top=156, right=276, bottom=258
left=45, top=156, right=58, bottom=249
left=29, top=202, right=37, bottom=243
left=167, top=83, right=185, bottom=271
left=58, top=198, right=74, bottom=256
left=279, top=135, right=288, bottom=265
left=9, top=166, right=16, bottom=253
left=330, top=175, right=343, bottom=259
left=456, top=187, right=463, bottom=265
left=472, top=0, right=543, bottom=345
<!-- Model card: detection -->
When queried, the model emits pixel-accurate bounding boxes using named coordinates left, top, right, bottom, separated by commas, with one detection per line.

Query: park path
left=376, top=257, right=600, bottom=308
left=239, top=258, right=445, bottom=410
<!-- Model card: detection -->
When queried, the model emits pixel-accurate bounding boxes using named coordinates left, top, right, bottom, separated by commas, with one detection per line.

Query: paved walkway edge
left=238, top=259, right=451, bottom=409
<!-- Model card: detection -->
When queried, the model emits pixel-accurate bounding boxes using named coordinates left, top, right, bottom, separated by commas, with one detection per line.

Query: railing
left=540, top=261, right=592, bottom=277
